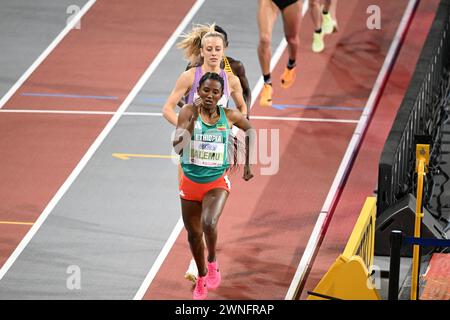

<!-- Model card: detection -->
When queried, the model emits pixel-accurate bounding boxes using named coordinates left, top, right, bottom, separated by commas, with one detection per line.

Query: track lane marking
left=112, top=153, right=177, bottom=160
left=0, top=110, right=358, bottom=123
left=21, top=92, right=118, bottom=100
left=250, top=115, right=358, bottom=123
left=0, top=221, right=34, bottom=226
left=0, top=0, right=97, bottom=109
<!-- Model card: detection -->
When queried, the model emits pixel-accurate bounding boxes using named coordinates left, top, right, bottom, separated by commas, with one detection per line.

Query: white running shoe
left=322, top=12, right=338, bottom=35
left=312, top=31, right=325, bottom=53
left=184, top=258, right=198, bottom=284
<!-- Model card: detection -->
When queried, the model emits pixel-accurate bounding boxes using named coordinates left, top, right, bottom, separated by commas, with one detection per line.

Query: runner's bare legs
left=257, top=0, right=279, bottom=107
left=257, top=0, right=279, bottom=77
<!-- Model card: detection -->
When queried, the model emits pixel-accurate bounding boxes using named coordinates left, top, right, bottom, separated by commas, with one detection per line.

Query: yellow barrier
left=342, top=197, right=376, bottom=267
left=411, top=144, right=429, bottom=300
left=308, top=197, right=381, bottom=300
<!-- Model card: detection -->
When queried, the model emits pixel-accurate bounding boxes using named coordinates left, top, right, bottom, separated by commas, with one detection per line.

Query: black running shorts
left=272, top=0, right=298, bottom=11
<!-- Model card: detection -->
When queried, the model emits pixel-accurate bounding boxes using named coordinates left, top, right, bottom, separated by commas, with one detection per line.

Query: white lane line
left=0, top=109, right=163, bottom=117
left=133, top=220, right=185, bottom=300
left=0, top=0, right=206, bottom=282
left=125, top=112, right=162, bottom=117
left=250, top=115, right=358, bottom=123
left=0, top=109, right=357, bottom=123
left=0, top=109, right=116, bottom=115
left=133, top=3, right=210, bottom=302
left=134, top=0, right=310, bottom=300
left=285, top=0, right=419, bottom=300
left=0, top=0, right=97, bottom=109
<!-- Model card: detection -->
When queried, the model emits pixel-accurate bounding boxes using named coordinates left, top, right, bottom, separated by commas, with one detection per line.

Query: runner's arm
left=176, top=63, right=196, bottom=108
left=229, top=75, right=248, bottom=118
left=172, top=103, right=198, bottom=154
left=227, top=109, right=254, bottom=181
left=163, top=71, right=193, bottom=126
left=232, top=61, right=252, bottom=115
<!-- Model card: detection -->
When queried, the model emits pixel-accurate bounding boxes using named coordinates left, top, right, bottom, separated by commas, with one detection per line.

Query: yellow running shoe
left=312, top=31, right=325, bottom=53
left=260, top=83, right=273, bottom=107
left=184, top=258, right=198, bottom=284
left=280, top=67, right=296, bottom=89
left=322, top=12, right=338, bottom=35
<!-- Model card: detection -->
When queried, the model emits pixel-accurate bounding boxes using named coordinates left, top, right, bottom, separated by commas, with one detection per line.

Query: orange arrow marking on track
left=112, top=153, right=177, bottom=160
left=0, top=221, right=34, bottom=226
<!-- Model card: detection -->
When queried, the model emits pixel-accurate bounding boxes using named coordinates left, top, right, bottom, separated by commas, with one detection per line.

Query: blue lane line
left=21, top=92, right=119, bottom=100
left=272, top=104, right=364, bottom=111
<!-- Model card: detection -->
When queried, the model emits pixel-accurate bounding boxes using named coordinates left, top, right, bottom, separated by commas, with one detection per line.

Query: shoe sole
left=281, top=79, right=295, bottom=89
left=207, top=283, right=221, bottom=290
left=312, top=47, right=324, bottom=53
left=259, top=97, right=272, bottom=107
left=193, top=293, right=207, bottom=300
left=206, top=276, right=221, bottom=290
left=312, top=43, right=325, bottom=53
left=324, top=26, right=338, bottom=35
left=312, top=34, right=325, bottom=53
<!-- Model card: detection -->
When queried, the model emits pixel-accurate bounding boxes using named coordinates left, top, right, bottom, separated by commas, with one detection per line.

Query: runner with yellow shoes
left=309, top=0, right=339, bottom=53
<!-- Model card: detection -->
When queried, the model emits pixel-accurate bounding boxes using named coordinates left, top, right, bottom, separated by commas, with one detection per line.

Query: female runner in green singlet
left=173, top=72, right=253, bottom=300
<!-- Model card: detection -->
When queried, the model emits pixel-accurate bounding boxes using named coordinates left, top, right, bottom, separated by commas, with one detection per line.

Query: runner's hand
left=243, top=164, right=254, bottom=181
left=189, top=97, right=201, bottom=122
left=193, top=97, right=202, bottom=113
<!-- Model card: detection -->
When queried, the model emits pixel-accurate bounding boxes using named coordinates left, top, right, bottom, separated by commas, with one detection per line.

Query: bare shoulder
left=174, top=68, right=195, bottom=93
left=227, top=72, right=240, bottom=86
left=180, top=68, right=195, bottom=81
left=226, top=56, right=244, bottom=70
left=229, top=59, right=244, bottom=70
left=180, top=103, right=194, bottom=114
left=224, top=107, right=241, bottom=121
left=178, top=68, right=195, bottom=86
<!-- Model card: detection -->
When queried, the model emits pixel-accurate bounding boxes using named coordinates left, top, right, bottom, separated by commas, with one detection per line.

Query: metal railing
left=377, top=0, right=450, bottom=216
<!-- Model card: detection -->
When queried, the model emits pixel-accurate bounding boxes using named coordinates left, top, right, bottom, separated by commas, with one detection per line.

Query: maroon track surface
left=143, top=0, right=410, bottom=299
left=0, top=0, right=195, bottom=268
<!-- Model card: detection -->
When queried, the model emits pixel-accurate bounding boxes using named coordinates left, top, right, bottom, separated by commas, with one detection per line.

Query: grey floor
left=374, top=255, right=412, bottom=300
left=0, top=0, right=89, bottom=100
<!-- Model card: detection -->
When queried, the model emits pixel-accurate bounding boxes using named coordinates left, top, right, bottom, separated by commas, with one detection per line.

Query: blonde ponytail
left=177, top=23, right=226, bottom=66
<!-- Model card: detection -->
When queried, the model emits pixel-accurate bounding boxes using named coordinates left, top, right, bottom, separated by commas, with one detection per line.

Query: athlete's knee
left=202, top=216, right=218, bottom=234
left=258, top=34, right=272, bottom=50
left=285, top=34, right=299, bottom=47
left=187, top=231, right=203, bottom=245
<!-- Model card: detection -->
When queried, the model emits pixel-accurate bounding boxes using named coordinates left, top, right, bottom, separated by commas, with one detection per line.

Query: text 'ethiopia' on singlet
left=181, top=106, right=230, bottom=183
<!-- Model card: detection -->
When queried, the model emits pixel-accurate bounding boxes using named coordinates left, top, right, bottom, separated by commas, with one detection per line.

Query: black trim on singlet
left=272, top=0, right=298, bottom=11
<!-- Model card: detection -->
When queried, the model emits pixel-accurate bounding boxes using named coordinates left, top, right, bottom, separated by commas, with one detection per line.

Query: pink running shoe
left=206, top=261, right=221, bottom=290
left=193, top=276, right=208, bottom=300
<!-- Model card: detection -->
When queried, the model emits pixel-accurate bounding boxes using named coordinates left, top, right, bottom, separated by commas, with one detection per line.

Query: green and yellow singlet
left=181, top=106, right=230, bottom=183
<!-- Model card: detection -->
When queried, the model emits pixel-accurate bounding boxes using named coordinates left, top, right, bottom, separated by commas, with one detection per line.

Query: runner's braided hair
left=198, top=73, right=245, bottom=175
left=198, top=72, right=224, bottom=93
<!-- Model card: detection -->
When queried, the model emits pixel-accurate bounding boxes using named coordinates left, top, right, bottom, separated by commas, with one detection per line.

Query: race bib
left=189, top=140, right=225, bottom=167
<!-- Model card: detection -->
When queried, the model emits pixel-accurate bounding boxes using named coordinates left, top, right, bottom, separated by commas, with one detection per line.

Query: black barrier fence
left=377, top=0, right=450, bottom=217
